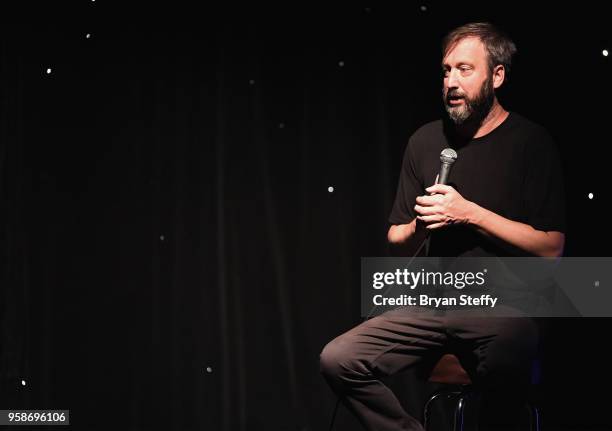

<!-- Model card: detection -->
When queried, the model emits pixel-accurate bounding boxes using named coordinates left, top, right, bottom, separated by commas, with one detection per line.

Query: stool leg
left=424, top=389, right=461, bottom=431
left=453, top=390, right=479, bottom=431
left=453, top=394, right=467, bottom=431
left=423, top=391, right=441, bottom=431
left=526, top=403, right=541, bottom=431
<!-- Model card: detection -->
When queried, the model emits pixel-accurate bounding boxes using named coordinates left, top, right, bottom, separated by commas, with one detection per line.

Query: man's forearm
left=387, top=219, right=428, bottom=257
left=468, top=202, right=564, bottom=257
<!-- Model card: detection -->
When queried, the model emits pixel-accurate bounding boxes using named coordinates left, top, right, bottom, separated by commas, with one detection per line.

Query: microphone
left=412, top=148, right=458, bottom=258
left=419, top=148, right=458, bottom=256
left=436, top=148, right=458, bottom=185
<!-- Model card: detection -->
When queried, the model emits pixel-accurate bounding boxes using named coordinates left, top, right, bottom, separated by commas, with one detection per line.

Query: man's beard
left=443, top=74, right=495, bottom=126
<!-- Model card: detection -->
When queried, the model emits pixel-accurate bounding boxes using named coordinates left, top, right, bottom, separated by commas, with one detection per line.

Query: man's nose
left=446, top=68, right=460, bottom=89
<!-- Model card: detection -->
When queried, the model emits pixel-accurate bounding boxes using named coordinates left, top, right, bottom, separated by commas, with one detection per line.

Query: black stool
left=423, top=354, right=541, bottom=431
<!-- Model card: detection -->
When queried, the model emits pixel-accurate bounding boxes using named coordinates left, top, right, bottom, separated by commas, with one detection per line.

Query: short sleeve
left=388, top=138, right=425, bottom=225
left=523, top=131, right=566, bottom=233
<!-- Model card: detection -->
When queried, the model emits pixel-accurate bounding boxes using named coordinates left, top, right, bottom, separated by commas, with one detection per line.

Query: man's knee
left=320, top=338, right=344, bottom=378
left=319, top=335, right=363, bottom=380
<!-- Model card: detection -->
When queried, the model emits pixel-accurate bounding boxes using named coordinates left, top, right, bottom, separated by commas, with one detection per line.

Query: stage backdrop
left=1, top=4, right=610, bottom=431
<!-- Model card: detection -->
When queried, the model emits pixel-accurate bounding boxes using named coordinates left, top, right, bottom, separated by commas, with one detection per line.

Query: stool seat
left=427, top=353, right=471, bottom=385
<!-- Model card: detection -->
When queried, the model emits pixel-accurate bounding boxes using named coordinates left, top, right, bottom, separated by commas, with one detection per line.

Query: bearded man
left=320, top=22, right=566, bottom=431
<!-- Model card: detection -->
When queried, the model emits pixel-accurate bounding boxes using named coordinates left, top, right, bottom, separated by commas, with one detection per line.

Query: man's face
left=442, top=37, right=495, bottom=125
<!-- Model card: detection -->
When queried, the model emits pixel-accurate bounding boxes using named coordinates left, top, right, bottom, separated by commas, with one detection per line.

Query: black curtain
left=1, top=3, right=611, bottom=431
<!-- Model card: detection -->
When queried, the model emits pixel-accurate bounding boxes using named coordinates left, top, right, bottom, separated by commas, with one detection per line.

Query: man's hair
left=442, top=22, right=517, bottom=78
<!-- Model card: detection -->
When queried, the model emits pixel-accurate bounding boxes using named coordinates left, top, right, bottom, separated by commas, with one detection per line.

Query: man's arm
left=414, top=183, right=565, bottom=257
left=469, top=203, right=564, bottom=257
left=387, top=219, right=429, bottom=257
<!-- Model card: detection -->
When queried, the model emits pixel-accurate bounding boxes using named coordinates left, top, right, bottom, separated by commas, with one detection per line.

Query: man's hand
left=414, top=183, right=477, bottom=230
left=412, top=183, right=564, bottom=257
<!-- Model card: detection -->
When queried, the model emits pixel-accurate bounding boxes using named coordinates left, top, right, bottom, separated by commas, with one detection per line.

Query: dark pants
left=320, top=307, right=540, bottom=431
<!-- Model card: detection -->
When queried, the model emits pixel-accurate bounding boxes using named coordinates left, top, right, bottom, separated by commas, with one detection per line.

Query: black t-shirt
left=388, top=112, right=566, bottom=257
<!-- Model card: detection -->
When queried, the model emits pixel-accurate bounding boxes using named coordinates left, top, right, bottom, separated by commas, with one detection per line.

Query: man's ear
left=493, top=65, right=506, bottom=89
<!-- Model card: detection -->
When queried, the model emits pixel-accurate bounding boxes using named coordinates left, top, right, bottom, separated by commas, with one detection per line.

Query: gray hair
left=442, top=22, right=517, bottom=78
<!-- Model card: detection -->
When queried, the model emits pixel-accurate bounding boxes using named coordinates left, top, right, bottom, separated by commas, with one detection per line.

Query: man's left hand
left=414, top=184, right=478, bottom=230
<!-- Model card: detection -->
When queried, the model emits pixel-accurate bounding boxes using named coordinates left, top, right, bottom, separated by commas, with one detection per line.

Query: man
left=320, top=22, right=566, bottom=431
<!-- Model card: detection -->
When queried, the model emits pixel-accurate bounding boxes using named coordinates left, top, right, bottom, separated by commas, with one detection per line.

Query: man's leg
left=446, top=310, right=540, bottom=431
left=319, top=309, right=448, bottom=431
